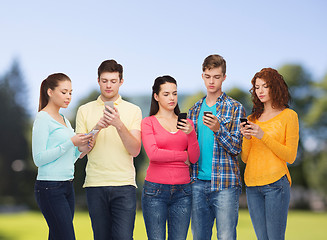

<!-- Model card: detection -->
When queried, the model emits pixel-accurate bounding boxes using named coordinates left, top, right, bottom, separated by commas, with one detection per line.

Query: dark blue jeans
left=246, top=175, right=290, bottom=240
left=142, top=180, right=192, bottom=240
left=86, top=185, right=136, bottom=240
left=34, top=180, right=75, bottom=240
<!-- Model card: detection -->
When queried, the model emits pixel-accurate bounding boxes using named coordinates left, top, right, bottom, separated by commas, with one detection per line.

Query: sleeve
left=75, top=106, right=88, bottom=134
left=186, top=119, right=200, bottom=164
left=141, top=118, right=188, bottom=163
left=130, top=106, right=142, bottom=131
left=241, top=137, right=252, bottom=163
left=215, top=104, right=246, bottom=155
left=65, top=117, right=82, bottom=161
left=260, top=111, right=299, bottom=164
left=32, top=116, right=74, bottom=167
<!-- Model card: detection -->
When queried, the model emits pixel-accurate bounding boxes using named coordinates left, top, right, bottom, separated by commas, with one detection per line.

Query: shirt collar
left=198, top=92, right=227, bottom=106
left=96, top=95, right=122, bottom=106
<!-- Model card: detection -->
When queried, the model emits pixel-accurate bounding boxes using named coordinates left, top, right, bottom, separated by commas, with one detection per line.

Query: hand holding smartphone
left=104, top=101, right=114, bottom=113
left=240, top=118, right=253, bottom=130
left=87, top=129, right=99, bottom=136
left=177, top=113, right=187, bottom=129
left=203, top=111, right=212, bottom=117
left=240, top=118, right=249, bottom=126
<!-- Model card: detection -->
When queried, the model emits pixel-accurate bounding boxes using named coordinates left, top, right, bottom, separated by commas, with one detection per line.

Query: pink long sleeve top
left=141, top=116, right=200, bottom=185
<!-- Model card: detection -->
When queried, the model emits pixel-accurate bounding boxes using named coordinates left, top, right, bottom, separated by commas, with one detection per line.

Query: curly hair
left=249, top=68, right=291, bottom=121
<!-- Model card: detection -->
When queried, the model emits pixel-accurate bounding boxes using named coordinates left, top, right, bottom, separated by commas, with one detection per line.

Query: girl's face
left=48, top=80, right=72, bottom=108
left=255, top=78, right=271, bottom=104
left=154, top=82, right=178, bottom=112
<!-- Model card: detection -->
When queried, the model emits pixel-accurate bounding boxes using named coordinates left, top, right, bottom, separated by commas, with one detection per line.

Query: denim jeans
left=34, top=180, right=75, bottom=240
left=246, top=175, right=290, bottom=240
left=142, top=180, right=192, bottom=240
left=191, top=179, right=240, bottom=240
left=86, top=185, right=136, bottom=240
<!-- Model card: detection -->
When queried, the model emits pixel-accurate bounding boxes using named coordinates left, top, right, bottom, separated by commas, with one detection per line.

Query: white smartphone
left=104, top=101, right=114, bottom=113
left=87, top=129, right=99, bottom=136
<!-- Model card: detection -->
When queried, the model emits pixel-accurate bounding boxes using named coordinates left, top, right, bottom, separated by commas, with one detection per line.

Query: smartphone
left=104, top=101, right=114, bottom=113
left=87, top=129, right=99, bottom=136
left=240, top=118, right=249, bottom=126
left=203, top=111, right=212, bottom=117
left=177, top=113, right=187, bottom=128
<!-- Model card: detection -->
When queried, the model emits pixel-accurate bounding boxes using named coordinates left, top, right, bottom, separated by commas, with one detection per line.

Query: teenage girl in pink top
left=141, top=75, right=200, bottom=240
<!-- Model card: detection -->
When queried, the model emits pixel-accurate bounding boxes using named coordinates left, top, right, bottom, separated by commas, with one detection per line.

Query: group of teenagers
left=32, top=54, right=299, bottom=240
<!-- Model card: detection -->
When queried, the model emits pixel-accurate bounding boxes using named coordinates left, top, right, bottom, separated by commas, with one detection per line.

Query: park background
left=1, top=0, right=327, bottom=239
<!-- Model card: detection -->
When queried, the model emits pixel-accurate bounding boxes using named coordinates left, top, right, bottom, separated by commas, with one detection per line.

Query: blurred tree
left=302, top=72, right=327, bottom=198
left=304, top=73, right=327, bottom=140
left=180, top=91, right=205, bottom=113
left=278, top=65, right=314, bottom=187
left=0, top=60, right=33, bottom=205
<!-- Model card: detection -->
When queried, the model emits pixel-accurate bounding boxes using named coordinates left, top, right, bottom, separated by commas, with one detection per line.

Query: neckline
left=152, top=115, right=181, bottom=135
left=257, top=108, right=288, bottom=123
left=40, top=111, right=68, bottom=128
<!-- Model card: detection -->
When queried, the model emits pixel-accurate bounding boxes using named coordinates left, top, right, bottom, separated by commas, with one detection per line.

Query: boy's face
left=98, top=72, right=123, bottom=101
left=202, top=66, right=226, bottom=95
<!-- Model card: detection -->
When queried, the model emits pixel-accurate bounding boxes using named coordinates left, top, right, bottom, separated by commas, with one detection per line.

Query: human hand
left=177, top=119, right=193, bottom=134
left=248, top=122, right=264, bottom=139
left=240, top=122, right=252, bottom=140
left=103, top=106, right=123, bottom=129
left=71, top=134, right=93, bottom=147
left=95, top=117, right=110, bottom=130
left=203, top=114, right=220, bottom=133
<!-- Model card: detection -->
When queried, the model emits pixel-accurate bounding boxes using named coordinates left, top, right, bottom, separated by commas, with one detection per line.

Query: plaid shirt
left=188, top=92, right=246, bottom=191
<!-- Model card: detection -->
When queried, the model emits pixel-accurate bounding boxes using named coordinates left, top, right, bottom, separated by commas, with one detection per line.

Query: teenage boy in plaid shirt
left=189, top=54, right=246, bottom=240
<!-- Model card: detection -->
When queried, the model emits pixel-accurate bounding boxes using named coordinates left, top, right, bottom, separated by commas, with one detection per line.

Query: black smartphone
left=240, top=118, right=249, bottom=126
left=203, top=111, right=212, bottom=117
left=177, top=113, right=187, bottom=128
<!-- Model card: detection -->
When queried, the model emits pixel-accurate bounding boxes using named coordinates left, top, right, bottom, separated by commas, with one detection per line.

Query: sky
left=1, top=0, right=327, bottom=115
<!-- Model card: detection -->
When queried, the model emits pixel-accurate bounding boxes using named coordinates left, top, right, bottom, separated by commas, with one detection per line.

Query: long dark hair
left=149, top=75, right=180, bottom=116
left=249, top=68, right=291, bottom=121
left=38, top=73, right=71, bottom=111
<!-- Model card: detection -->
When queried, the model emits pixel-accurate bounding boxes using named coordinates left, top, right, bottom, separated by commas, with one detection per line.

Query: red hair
left=249, top=68, right=291, bottom=121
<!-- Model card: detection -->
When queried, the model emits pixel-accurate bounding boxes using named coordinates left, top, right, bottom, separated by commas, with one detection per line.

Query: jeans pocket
left=267, top=175, right=287, bottom=189
left=181, top=183, right=192, bottom=196
left=143, top=182, right=160, bottom=197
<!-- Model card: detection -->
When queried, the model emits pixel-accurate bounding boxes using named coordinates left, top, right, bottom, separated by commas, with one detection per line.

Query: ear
left=154, top=93, right=159, bottom=102
left=47, top=88, right=53, bottom=97
left=119, top=78, right=124, bottom=86
left=222, top=74, right=227, bottom=82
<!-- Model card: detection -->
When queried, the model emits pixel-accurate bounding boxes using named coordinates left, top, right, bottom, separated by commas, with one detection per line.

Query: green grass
left=0, top=210, right=326, bottom=239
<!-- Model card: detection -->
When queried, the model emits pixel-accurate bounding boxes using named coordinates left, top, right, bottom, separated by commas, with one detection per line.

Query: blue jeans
left=246, top=175, right=290, bottom=240
left=191, top=180, right=240, bottom=240
left=142, top=180, right=192, bottom=240
left=34, top=180, right=75, bottom=240
left=86, top=185, right=136, bottom=240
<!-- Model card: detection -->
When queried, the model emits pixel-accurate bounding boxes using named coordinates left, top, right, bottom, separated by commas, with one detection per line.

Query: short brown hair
left=98, top=59, right=123, bottom=80
left=202, top=54, right=226, bottom=75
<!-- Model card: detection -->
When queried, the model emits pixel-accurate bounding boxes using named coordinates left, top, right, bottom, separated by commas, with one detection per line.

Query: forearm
left=261, top=133, right=298, bottom=164
left=116, top=123, right=141, bottom=157
left=33, top=140, right=73, bottom=167
left=216, top=128, right=243, bottom=155
left=187, top=130, right=200, bottom=164
left=241, top=137, right=251, bottom=163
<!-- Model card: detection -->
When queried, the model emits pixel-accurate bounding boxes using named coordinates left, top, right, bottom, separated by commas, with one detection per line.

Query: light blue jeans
left=191, top=179, right=240, bottom=240
left=246, top=175, right=290, bottom=240
left=142, top=180, right=192, bottom=240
